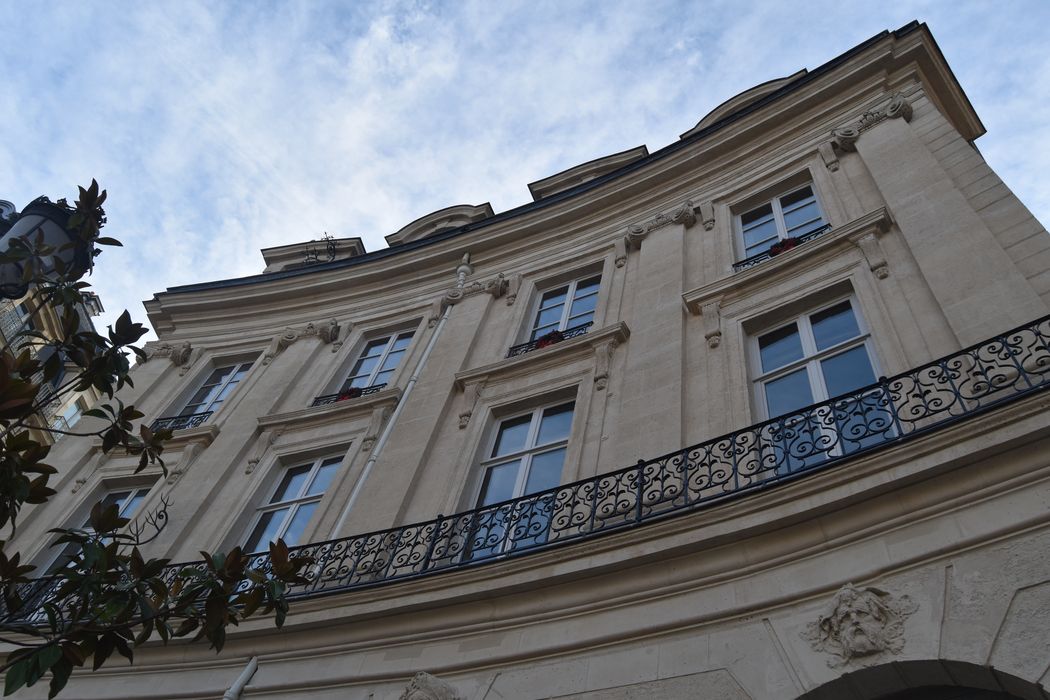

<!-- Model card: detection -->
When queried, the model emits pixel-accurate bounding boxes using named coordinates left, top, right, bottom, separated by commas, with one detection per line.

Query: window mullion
left=559, top=280, right=577, bottom=331
left=772, top=197, right=788, bottom=241
left=368, top=336, right=394, bottom=385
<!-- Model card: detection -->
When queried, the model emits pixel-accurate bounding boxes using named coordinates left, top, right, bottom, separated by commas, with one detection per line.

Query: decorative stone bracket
left=801, top=583, right=918, bottom=668
left=456, top=379, right=486, bottom=429
left=246, top=428, right=282, bottom=474
left=625, top=200, right=697, bottom=250
left=697, top=200, right=715, bottom=231
left=263, top=318, right=343, bottom=364
left=144, top=340, right=194, bottom=374
left=431, top=273, right=510, bottom=325
left=852, top=230, right=890, bottom=279
left=700, top=299, right=723, bottom=349
left=818, top=142, right=840, bottom=172
left=398, top=672, right=461, bottom=700
left=592, top=337, right=620, bottom=390
left=165, top=441, right=205, bottom=486
left=361, top=404, right=392, bottom=451
left=832, top=92, right=913, bottom=152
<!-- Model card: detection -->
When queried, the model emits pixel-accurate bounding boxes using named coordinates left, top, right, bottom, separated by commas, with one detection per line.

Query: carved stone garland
left=625, top=200, right=697, bottom=250
left=801, top=583, right=918, bottom=667
left=144, top=340, right=195, bottom=375
left=398, top=672, right=461, bottom=700
left=262, top=319, right=342, bottom=364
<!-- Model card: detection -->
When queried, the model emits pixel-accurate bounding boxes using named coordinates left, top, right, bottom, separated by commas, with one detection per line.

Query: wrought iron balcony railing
left=149, top=412, right=213, bottom=432
left=6, top=314, right=1050, bottom=621
left=732, top=223, right=832, bottom=272
left=310, top=384, right=386, bottom=407
left=507, top=322, right=593, bottom=358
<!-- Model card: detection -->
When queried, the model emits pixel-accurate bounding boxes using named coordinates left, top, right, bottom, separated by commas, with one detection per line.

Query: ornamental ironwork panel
left=310, top=383, right=386, bottom=407
left=733, top=224, right=832, bottom=272
left=5, top=314, right=1050, bottom=621
left=149, top=412, right=213, bottom=432
left=507, top=322, right=593, bottom=358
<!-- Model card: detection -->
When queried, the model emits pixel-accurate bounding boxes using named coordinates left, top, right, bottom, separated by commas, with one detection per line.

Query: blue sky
left=1, top=1, right=1048, bottom=337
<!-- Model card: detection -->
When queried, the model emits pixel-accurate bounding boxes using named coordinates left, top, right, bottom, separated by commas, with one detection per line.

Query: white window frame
left=735, top=182, right=827, bottom=261
left=526, top=274, right=601, bottom=341
left=178, top=361, right=253, bottom=417
left=750, top=296, right=880, bottom=420
left=241, top=455, right=342, bottom=554
left=339, top=331, right=414, bottom=392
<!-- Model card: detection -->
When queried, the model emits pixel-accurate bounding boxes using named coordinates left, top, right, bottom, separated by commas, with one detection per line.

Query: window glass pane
left=491, top=415, right=532, bottom=457
left=566, top=311, right=594, bottom=328
left=244, top=509, right=286, bottom=553
left=361, top=338, right=389, bottom=358
left=741, top=202, right=774, bottom=227
left=779, top=185, right=814, bottom=209
left=574, top=276, right=601, bottom=296
left=539, top=287, right=568, bottom=310
left=120, top=491, right=147, bottom=517
left=821, top=345, right=876, bottom=397
left=743, top=218, right=778, bottom=248
left=380, top=348, right=405, bottom=371
left=534, top=306, right=563, bottom=330
left=764, top=368, right=814, bottom=417
left=811, top=301, right=860, bottom=350
left=282, top=502, right=318, bottom=546
left=568, top=293, right=597, bottom=319
left=536, top=403, right=574, bottom=445
left=759, top=323, right=804, bottom=372
left=306, top=459, right=340, bottom=496
left=524, top=448, right=565, bottom=494
left=349, top=355, right=379, bottom=379
left=372, top=369, right=394, bottom=386
left=346, top=375, right=371, bottom=390
left=530, top=323, right=559, bottom=340
left=786, top=217, right=826, bottom=238
left=783, top=201, right=821, bottom=230
left=100, top=491, right=130, bottom=509
left=392, top=333, right=414, bottom=351
left=183, top=384, right=222, bottom=414
left=478, top=460, right=521, bottom=506
left=271, top=465, right=311, bottom=503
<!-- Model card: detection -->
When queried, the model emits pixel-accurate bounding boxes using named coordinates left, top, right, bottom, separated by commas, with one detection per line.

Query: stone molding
left=257, top=387, right=401, bottom=433
left=262, top=319, right=343, bottom=364
left=801, top=583, right=918, bottom=667
left=625, top=200, right=697, bottom=250
left=454, top=322, right=630, bottom=393
left=832, top=92, right=913, bottom=152
left=398, top=672, right=461, bottom=700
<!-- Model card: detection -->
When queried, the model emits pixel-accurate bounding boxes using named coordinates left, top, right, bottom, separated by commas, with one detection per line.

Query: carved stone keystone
left=398, top=672, right=461, bottom=700
left=801, top=583, right=918, bottom=667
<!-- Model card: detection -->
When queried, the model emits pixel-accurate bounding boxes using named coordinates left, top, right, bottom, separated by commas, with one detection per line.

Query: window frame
left=749, top=295, right=880, bottom=421
left=241, top=455, right=343, bottom=554
left=177, top=361, right=254, bottom=418
left=735, top=182, right=827, bottom=261
left=525, top=273, right=602, bottom=342
left=41, top=485, right=153, bottom=574
left=339, top=330, right=415, bottom=392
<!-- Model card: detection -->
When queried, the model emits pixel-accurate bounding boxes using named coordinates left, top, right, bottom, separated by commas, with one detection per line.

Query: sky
left=1, top=1, right=1048, bottom=339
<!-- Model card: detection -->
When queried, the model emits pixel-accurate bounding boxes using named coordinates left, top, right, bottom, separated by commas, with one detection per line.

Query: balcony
left=507, top=322, right=593, bottom=358
left=732, top=223, right=832, bottom=272
left=149, top=412, right=213, bottom=432
left=6, top=313, right=1050, bottom=620
left=310, top=384, right=386, bottom=407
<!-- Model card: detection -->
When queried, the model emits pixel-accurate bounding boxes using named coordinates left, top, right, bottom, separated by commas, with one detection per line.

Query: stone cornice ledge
left=454, top=322, right=630, bottom=391
left=684, top=207, right=892, bottom=314
left=91, top=424, right=220, bottom=453
left=258, top=387, right=402, bottom=431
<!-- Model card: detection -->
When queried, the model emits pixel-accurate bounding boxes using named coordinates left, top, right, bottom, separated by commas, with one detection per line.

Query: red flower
left=337, top=387, right=364, bottom=401
left=534, top=329, right=565, bottom=349
left=769, top=237, right=801, bottom=256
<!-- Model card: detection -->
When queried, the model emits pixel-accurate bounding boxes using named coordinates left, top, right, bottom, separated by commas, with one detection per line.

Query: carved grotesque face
left=833, top=592, right=886, bottom=655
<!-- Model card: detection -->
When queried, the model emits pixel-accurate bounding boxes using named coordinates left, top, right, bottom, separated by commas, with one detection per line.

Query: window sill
left=683, top=207, right=892, bottom=314
left=259, top=386, right=402, bottom=432
left=454, top=321, right=630, bottom=391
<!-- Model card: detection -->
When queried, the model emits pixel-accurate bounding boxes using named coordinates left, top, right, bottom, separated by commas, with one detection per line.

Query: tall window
left=753, top=298, right=888, bottom=468
left=341, top=332, right=413, bottom=391
left=738, top=184, right=826, bottom=259
left=470, top=402, right=575, bottom=558
left=45, top=487, right=150, bottom=573
left=243, top=456, right=341, bottom=553
left=529, top=276, right=600, bottom=340
left=180, top=362, right=252, bottom=417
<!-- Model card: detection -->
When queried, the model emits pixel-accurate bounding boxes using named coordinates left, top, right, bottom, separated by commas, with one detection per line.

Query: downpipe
left=331, top=254, right=473, bottom=536
left=222, top=656, right=258, bottom=700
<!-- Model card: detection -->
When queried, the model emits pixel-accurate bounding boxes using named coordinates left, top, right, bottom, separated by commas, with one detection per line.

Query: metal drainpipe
left=331, top=253, right=473, bottom=536
left=222, top=656, right=258, bottom=700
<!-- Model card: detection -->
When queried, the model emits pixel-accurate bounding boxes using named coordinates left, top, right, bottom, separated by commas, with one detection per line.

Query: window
left=44, top=487, right=150, bottom=574
left=529, top=275, right=600, bottom=341
left=752, top=298, right=890, bottom=470
left=469, top=402, right=575, bottom=558
left=738, top=184, right=826, bottom=260
left=243, top=456, right=341, bottom=553
left=179, top=362, right=252, bottom=417
left=341, top=332, right=413, bottom=391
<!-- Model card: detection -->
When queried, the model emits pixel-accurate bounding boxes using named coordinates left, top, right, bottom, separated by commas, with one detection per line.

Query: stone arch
left=797, top=660, right=1048, bottom=700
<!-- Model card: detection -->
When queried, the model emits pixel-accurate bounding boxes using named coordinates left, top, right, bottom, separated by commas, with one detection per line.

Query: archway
left=796, top=660, right=1046, bottom=700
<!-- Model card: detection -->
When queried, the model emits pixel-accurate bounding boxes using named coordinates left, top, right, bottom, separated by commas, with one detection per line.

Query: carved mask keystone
left=801, top=583, right=917, bottom=667
left=398, top=672, right=461, bottom=700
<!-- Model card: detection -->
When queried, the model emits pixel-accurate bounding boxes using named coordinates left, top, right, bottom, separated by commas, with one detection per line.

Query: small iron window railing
left=310, top=384, right=386, bottom=407
left=507, top=322, right=593, bottom=358
left=149, top=412, right=213, bottom=432
left=733, top=223, right=832, bottom=272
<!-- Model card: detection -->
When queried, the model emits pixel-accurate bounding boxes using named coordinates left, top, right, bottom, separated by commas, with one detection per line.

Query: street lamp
left=0, top=197, right=94, bottom=299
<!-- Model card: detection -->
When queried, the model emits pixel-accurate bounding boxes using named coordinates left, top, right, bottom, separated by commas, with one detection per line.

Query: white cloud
left=0, top=0, right=1047, bottom=337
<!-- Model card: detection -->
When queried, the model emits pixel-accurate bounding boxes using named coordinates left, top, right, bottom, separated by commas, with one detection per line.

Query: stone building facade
left=7, top=22, right=1050, bottom=699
